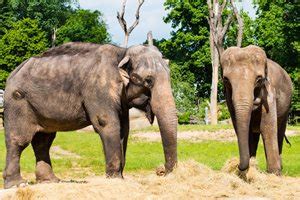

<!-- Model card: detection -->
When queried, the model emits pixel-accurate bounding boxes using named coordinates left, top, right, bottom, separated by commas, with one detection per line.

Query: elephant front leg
left=260, top=93, right=281, bottom=175
left=92, top=114, right=123, bottom=178
left=31, top=132, right=60, bottom=183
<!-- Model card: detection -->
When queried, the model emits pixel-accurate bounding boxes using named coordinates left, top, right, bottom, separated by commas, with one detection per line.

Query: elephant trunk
left=232, top=87, right=253, bottom=171
left=150, top=76, right=177, bottom=173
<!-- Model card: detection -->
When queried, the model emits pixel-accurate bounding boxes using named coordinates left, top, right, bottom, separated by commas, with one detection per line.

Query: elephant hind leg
left=31, top=132, right=60, bottom=183
left=277, top=115, right=289, bottom=155
left=3, top=138, right=30, bottom=189
left=3, top=104, right=37, bottom=188
left=249, top=130, right=260, bottom=158
left=277, top=115, right=289, bottom=169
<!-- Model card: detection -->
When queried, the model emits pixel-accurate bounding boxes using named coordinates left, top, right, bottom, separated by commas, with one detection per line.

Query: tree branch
left=117, top=0, right=128, bottom=34
left=220, top=14, right=233, bottom=39
left=220, top=0, right=227, bottom=14
left=117, top=0, right=145, bottom=47
left=230, top=0, right=244, bottom=47
left=128, top=0, right=145, bottom=34
left=207, top=17, right=219, bottom=50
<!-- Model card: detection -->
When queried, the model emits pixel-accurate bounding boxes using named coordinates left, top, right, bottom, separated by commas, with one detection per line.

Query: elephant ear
left=118, top=56, right=130, bottom=87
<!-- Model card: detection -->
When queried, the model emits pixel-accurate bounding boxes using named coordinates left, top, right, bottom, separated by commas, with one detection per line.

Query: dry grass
left=1, top=159, right=299, bottom=200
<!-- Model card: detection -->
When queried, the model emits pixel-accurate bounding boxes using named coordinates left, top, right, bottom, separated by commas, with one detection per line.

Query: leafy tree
left=158, top=1, right=211, bottom=120
left=163, top=1, right=212, bottom=94
left=6, top=0, right=78, bottom=44
left=0, top=0, right=15, bottom=37
left=225, top=11, right=256, bottom=48
left=56, top=9, right=110, bottom=44
left=0, top=18, right=48, bottom=88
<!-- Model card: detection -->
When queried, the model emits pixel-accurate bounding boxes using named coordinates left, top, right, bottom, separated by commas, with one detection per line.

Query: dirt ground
left=133, top=129, right=300, bottom=142
left=0, top=158, right=300, bottom=200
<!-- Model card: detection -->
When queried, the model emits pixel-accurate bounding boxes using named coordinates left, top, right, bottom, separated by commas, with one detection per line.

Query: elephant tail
left=284, top=135, right=291, bottom=147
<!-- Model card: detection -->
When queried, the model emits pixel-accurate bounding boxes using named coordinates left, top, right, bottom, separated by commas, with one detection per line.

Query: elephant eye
left=144, top=76, right=154, bottom=88
left=130, top=73, right=143, bottom=85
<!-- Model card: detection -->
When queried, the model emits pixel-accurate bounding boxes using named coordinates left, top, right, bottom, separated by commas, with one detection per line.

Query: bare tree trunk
left=117, top=0, right=145, bottom=47
left=230, top=0, right=244, bottom=47
left=210, top=45, right=219, bottom=125
left=147, top=31, right=153, bottom=45
left=124, top=34, right=129, bottom=47
left=52, top=28, right=57, bottom=47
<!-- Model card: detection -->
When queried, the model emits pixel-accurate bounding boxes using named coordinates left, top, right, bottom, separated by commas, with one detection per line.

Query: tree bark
left=117, top=0, right=145, bottom=47
left=207, top=0, right=243, bottom=124
left=124, top=34, right=129, bottom=48
left=230, top=0, right=244, bottom=47
left=147, top=31, right=153, bottom=45
left=210, top=45, right=219, bottom=125
left=52, top=28, right=57, bottom=47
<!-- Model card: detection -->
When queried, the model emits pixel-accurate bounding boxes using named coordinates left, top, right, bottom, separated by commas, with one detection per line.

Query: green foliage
left=0, top=18, right=48, bottom=89
left=225, top=11, right=256, bottom=48
left=218, top=102, right=230, bottom=121
left=170, top=62, right=197, bottom=113
left=161, top=0, right=299, bottom=123
left=158, top=1, right=213, bottom=121
left=290, top=69, right=300, bottom=124
left=56, top=9, right=110, bottom=44
left=178, top=112, right=191, bottom=124
left=6, top=0, right=77, bottom=41
left=160, top=1, right=212, bottom=98
left=0, top=0, right=15, bottom=37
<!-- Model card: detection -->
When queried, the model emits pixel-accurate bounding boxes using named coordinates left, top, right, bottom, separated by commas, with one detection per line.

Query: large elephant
left=220, top=45, right=293, bottom=175
left=3, top=42, right=177, bottom=189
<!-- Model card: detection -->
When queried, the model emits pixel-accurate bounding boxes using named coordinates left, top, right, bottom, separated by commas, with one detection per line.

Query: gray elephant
left=220, top=45, right=293, bottom=175
left=3, top=42, right=177, bottom=189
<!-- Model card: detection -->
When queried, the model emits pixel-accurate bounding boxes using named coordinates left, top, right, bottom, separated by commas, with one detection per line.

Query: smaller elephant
left=221, top=45, right=293, bottom=175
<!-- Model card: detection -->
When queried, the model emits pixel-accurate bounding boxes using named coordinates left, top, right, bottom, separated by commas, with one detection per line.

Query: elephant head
left=118, top=45, right=177, bottom=173
left=221, top=45, right=268, bottom=171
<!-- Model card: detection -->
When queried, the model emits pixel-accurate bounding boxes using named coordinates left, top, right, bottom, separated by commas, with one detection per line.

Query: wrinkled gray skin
left=221, top=45, right=293, bottom=175
left=3, top=42, right=177, bottom=189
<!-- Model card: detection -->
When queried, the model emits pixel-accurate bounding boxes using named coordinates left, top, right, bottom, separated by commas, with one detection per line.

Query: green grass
left=132, top=124, right=234, bottom=133
left=0, top=126, right=299, bottom=186
left=133, top=124, right=300, bottom=133
left=287, top=125, right=300, bottom=131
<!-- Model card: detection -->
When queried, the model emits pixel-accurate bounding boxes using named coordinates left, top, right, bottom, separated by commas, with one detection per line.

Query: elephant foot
left=35, top=161, right=60, bottom=183
left=156, top=161, right=177, bottom=176
left=36, top=175, right=60, bottom=183
left=106, top=171, right=123, bottom=179
left=236, top=168, right=249, bottom=182
left=4, top=177, right=28, bottom=189
left=267, top=168, right=281, bottom=176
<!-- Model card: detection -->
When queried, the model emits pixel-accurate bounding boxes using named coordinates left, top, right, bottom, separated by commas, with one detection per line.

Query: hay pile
left=1, top=159, right=299, bottom=200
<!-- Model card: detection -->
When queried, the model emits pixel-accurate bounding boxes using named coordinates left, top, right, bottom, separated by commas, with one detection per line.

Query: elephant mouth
left=128, top=95, right=150, bottom=109
left=128, top=94, right=155, bottom=124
